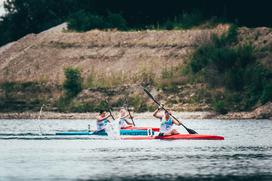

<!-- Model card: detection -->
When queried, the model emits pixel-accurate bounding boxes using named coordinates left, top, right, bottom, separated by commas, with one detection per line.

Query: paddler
left=96, top=110, right=112, bottom=133
left=153, top=106, right=180, bottom=136
left=117, top=108, right=133, bottom=129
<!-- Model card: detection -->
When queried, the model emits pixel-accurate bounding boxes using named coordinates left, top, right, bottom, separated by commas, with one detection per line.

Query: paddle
left=108, top=108, right=115, bottom=120
left=104, top=100, right=115, bottom=120
left=143, top=87, right=198, bottom=134
left=124, top=98, right=136, bottom=126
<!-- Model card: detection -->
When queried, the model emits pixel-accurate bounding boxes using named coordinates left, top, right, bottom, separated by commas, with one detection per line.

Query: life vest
left=119, top=118, right=127, bottom=128
left=97, top=118, right=108, bottom=131
left=160, top=116, right=173, bottom=133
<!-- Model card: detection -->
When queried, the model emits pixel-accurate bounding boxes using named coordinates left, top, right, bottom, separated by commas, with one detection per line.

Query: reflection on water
left=0, top=119, right=271, bottom=181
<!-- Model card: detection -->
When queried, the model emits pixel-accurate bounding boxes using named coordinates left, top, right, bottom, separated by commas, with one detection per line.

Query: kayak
left=122, top=126, right=160, bottom=132
left=56, top=129, right=154, bottom=136
left=122, top=134, right=224, bottom=140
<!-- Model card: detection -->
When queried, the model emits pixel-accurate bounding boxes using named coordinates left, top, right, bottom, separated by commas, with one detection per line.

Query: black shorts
left=94, top=129, right=106, bottom=134
left=158, top=133, right=164, bottom=136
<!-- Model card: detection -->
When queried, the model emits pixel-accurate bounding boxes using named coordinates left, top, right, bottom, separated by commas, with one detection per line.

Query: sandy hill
left=0, top=23, right=230, bottom=86
left=1, top=23, right=271, bottom=87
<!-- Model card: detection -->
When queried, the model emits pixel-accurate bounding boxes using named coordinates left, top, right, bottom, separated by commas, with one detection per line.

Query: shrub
left=260, top=83, right=272, bottom=104
left=180, top=10, right=204, bottom=28
left=70, top=102, right=95, bottom=112
left=188, top=24, right=272, bottom=111
left=95, top=100, right=109, bottom=112
left=56, top=96, right=72, bottom=112
left=129, top=95, right=148, bottom=112
left=212, top=99, right=228, bottom=114
left=105, top=12, right=127, bottom=30
left=1, top=82, right=15, bottom=98
left=160, top=11, right=204, bottom=30
left=68, top=11, right=127, bottom=31
left=63, top=67, right=83, bottom=97
left=68, top=10, right=105, bottom=31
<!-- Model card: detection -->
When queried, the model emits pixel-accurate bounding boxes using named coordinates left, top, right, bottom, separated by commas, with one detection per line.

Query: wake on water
left=105, top=120, right=121, bottom=139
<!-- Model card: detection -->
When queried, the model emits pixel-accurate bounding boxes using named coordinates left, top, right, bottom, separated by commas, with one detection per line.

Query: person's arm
left=106, top=113, right=112, bottom=122
left=153, top=107, right=162, bottom=119
left=97, top=113, right=111, bottom=122
left=124, top=118, right=133, bottom=125
left=172, top=119, right=181, bottom=126
left=119, top=113, right=129, bottom=119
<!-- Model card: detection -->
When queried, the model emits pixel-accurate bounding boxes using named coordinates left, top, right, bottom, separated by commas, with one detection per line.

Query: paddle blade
left=187, top=128, right=198, bottom=134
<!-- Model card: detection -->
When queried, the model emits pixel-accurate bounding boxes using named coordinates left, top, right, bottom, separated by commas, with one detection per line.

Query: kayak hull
left=122, top=134, right=224, bottom=140
left=56, top=129, right=154, bottom=136
left=122, top=126, right=160, bottom=132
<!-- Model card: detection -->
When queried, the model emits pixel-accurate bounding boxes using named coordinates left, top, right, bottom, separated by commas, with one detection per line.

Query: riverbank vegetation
left=187, top=25, right=272, bottom=113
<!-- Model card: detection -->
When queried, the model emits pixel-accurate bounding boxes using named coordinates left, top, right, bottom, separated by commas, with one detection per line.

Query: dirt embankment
left=0, top=23, right=226, bottom=85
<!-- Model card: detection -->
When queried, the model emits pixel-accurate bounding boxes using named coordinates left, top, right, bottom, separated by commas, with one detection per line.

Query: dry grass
left=0, top=23, right=244, bottom=87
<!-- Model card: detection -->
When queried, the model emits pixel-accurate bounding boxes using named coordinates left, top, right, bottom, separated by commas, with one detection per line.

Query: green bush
left=260, top=83, right=272, bottom=104
left=161, top=11, right=204, bottom=30
left=63, top=67, right=83, bottom=97
left=1, top=82, right=15, bottom=98
left=70, top=102, right=95, bottom=113
left=188, top=24, right=272, bottom=111
left=105, top=12, right=127, bottom=30
left=180, top=10, right=204, bottom=28
left=129, top=95, right=148, bottom=112
left=68, top=11, right=105, bottom=31
left=95, top=100, right=109, bottom=112
left=56, top=96, right=72, bottom=112
left=67, top=11, right=127, bottom=31
left=212, top=99, right=228, bottom=114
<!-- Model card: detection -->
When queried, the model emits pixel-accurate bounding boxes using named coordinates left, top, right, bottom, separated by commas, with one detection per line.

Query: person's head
left=99, top=110, right=106, bottom=116
left=164, top=110, right=171, bottom=119
left=119, top=108, right=126, bottom=117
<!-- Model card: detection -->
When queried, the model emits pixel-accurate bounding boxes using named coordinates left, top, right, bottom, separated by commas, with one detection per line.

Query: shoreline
left=0, top=111, right=271, bottom=120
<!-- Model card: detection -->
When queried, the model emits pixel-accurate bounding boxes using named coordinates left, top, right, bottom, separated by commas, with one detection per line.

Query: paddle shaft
left=127, top=108, right=136, bottom=126
left=108, top=109, right=115, bottom=120
left=143, top=88, right=197, bottom=134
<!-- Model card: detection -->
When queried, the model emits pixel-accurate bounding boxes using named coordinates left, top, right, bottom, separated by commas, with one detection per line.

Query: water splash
left=105, top=120, right=120, bottom=139
left=37, top=104, right=45, bottom=135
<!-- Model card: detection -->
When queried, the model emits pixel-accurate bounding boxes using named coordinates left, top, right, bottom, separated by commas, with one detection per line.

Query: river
left=0, top=119, right=271, bottom=181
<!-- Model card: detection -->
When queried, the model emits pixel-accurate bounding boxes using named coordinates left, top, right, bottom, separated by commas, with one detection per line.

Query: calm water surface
left=0, top=119, right=271, bottom=181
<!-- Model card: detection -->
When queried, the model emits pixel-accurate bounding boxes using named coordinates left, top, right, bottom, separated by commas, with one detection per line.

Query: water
left=0, top=119, right=272, bottom=181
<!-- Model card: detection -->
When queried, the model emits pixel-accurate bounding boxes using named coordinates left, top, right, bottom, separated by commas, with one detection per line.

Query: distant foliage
left=63, top=67, right=83, bottom=97
left=161, top=11, right=204, bottom=30
left=212, top=100, right=228, bottom=114
left=67, top=11, right=127, bottom=31
left=68, top=11, right=105, bottom=31
left=105, top=12, right=127, bottom=30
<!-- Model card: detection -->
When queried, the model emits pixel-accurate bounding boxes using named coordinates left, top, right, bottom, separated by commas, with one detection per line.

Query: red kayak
left=122, top=126, right=160, bottom=132
left=122, top=134, right=224, bottom=140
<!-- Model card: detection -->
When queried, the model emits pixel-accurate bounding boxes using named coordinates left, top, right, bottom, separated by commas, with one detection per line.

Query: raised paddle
left=127, top=108, right=135, bottom=126
left=143, top=87, right=198, bottom=134
left=124, top=98, right=136, bottom=126
left=108, top=108, right=115, bottom=120
left=105, top=100, right=115, bottom=120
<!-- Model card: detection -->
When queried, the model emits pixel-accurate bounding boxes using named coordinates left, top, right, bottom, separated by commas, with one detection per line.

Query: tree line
left=1, top=0, right=272, bottom=46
